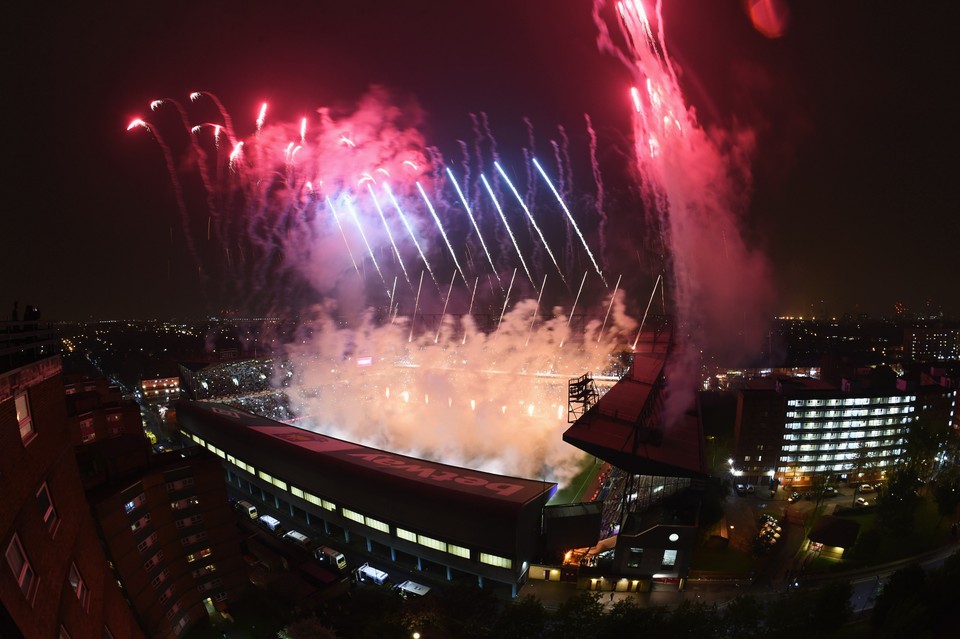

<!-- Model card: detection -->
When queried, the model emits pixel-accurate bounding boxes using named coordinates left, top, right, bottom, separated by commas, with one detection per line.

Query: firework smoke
left=128, top=84, right=647, bottom=485
left=595, top=0, right=774, bottom=425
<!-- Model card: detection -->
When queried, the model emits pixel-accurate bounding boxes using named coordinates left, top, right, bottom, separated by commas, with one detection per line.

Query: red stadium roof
left=563, top=348, right=707, bottom=478
left=177, top=401, right=554, bottom=507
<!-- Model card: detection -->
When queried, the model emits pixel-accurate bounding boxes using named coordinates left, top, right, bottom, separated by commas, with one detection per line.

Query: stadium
left=175, top=323, right=708, bottom=597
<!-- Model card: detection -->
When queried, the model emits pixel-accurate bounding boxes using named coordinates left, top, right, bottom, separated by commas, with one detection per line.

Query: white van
left=258, top=515, right=285, bottom=535
left=283, top=530, right=313, bottom=550
left=315, top=546, right=347, bottom=571
left=235, top=500, right=258, bottom=519
left=356, top=562, right=388, bottom=585
left=395, top=580, right=430, bottom=597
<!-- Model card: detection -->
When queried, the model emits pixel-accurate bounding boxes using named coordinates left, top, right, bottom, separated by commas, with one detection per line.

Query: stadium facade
left=176, top=400, right=556, bottom=596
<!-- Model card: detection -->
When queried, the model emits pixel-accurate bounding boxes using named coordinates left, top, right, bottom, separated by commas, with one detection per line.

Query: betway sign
left=243, top=423, right=548, bottom=503
left=346, top=452, right=525, bottom=497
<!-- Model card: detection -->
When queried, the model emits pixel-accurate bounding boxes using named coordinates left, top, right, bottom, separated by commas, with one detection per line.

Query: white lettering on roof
left=349, top=453, right=524, bottom=497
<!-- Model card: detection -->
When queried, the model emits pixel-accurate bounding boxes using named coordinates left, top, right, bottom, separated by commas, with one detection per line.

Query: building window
left=137, top=532, right=159, bottom=554
left=186, top=548, right=212, bottom=563
left=16, top=392, right=36, bottom=445
left=479, top=553, right=512, bottom=569
left=157, top=584, right=177, bottom=606
left=365, top=516, right=390, bottom=534
left=170, top=497, right=199, bottom=510
left=144, top=550, right=164, bottom=572
left=5, top=535, right=38, bottom=603
left=661, top=549, right=678, bottom=568
left=448, top=544, right=470, bottom=559
left=36, top=483, right=60, bottom=536
left=150, top=568, right=170, bottom=588
left=342, top=508, right=365, bottom=525
left=68, top=563, right=91, bottom=612
left=627, top=547, right=644, bottom=569
left=191, top=563, right=217, bottom=578
left=396, top=528, right=417, bottom=543
left=417, top=534, right=447, bottom=553
left=175, top=514, right=204, bottom=529
left=124, top=493, right=147, bottom=514
left=79, top=418, right=96, bottom=443
left=165, top=477, right=195, bottom=492
left=131, top=513, right=151, bottom=533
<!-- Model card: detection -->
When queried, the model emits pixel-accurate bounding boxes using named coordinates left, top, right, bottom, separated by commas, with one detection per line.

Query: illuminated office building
left=734, top=376, right=956, bottom=488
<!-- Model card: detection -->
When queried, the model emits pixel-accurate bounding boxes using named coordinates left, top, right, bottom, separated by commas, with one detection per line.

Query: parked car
left=855, top=497, right=868, bottom=506
left=759, top=514, right=778, bottom=525
left=788, top=492, right=802, bottom=503
left=736, top=483, right=747, bottom=496
left=859, top=484, right=874, bottom=493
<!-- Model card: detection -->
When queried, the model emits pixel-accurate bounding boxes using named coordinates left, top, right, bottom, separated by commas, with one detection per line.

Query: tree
left=876, top=467, right=921, bottom=535
left=490, top=595, right=548, bottom=639
left=279, top=617, right=339, bottom=639
left=932, top=464, right=960, bottom=525
left=429, top=582, right=500, bottom=639
left=809, top=580, right=853, bottom=634
left=871, top=563, right=926, bottom=629
left=549, top=592, right=604, bottom=639
left=904, top=414, right=944, bottom=482
left=721, top=595, right=764, bottom=639
left=600, top=598, right=667, bottom=636
left=664, top=600, right=722, bottom=639
left=332, top=585, right=406, bottom=639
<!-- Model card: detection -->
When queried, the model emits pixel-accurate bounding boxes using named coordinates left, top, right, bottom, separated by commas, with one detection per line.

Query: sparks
left=495, top=161, right=565, bottom=284
left=416, top=181, right=466, bottom=284
left=256, top=102, right=268, bottom=132
left=446, top=167, right=499, bottom=280
left=481, top=174, right=535, bottom=288
left=533, top=158, right=605, bottom=285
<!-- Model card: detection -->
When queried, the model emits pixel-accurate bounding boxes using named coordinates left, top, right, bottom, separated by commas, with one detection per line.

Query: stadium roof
left=176, top=400, right=556, bottom=553
left=562, top=347, right=707, bottom=479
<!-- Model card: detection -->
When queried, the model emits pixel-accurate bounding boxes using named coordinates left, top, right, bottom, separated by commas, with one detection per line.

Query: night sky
left=4, top=0, right=957, bottom=322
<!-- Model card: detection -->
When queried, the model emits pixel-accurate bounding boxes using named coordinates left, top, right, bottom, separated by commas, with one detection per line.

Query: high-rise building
left=1, top=323, right=144, bottom=638
left=733, top=374, right=957, bottom=488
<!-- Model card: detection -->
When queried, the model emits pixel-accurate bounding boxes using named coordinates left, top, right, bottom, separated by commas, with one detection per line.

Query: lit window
left=5, top=535, right=38, bottom=603
left=68, top=563, right=91, bottom=612
left=479, top=553, right=512, bottom=569
left=448, top=544, right=470, bottom=559
left=185, top=548, right=212, bottom=563
left=124, top=493, right=146, bottom=514
left=661, top=549, right=677, bottom=568
left=342, top=508, right=365, bottom=525
left=417, top=534, right=447, bottom=553
left=36, top=483, right=60, bottom=536
left=396, top=528, right=417, bottom=543
left=365, top=516, right=390, bottom=533
left=131, top=514, right=151, bottom=533
left=16, top=393, right=36, bottom=445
